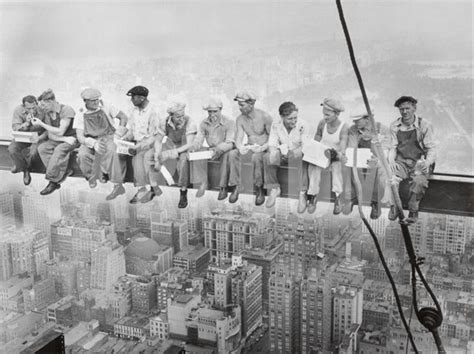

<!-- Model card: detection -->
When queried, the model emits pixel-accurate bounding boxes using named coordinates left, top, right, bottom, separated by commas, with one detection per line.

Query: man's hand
left=251, top=144, right=266, bottom=153
left=31, top=117, right=43, bottom=127
left=389, top=158, right=401, bottom=174
left=64, top=136, right=77, bottom=146
left=93, top=139, right=107, bottom=154
left=115, top=126, right=128, bottom=138
left=153, top=159, right=162, bottom=171
left=339, top=152, right=348, bottom=165
left=30, top=134, right=40, bottom=144
left=278, top=144, right=289, bottom=156
left=416, top=159, right=429, bottom=174
left=238, top=145, right=250, bottom=155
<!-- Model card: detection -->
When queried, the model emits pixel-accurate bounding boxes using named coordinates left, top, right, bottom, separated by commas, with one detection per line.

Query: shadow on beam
left=0, top=140, right=472, bottom=217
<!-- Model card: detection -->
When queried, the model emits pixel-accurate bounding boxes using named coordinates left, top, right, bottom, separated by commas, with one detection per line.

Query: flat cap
left=394, top=96, right=417, bottom=107
left=203, top=97, right=223, bottom=111
left=167, top=101, right=186, bottom=114
left=321, top=98, right=345, bottom=113
left=351, top=113, right=369, bottom=121
left=126, top=85, right=149, bottom=97
left=81, top=88, right=101, bottom=100
left=234, top=91, right=257, bottom=102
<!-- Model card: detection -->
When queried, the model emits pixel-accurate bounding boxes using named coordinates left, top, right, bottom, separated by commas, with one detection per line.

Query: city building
left=125, top=236, right=173, bottom=276
left=22, top=277, right=56, bottom=311
left=211, top=263, right=233, bottom=310
left=0, top=191, right=14, bottom=230
left=332, top=286, right=363, bottom=348
left=203, top=210, right=274, bottom=263
left=149, top=312, right=169, bottom=340
left=151, top=214, right=188, bottom=253
left=173, top=245, right=210, bottom=273
left=47, top=295, right=75, bottom=326
left=230, top=256, right=263, bottom=336
left=22, top=190, right=61, bottom=237
left=0, top=273, right=33, bottom=310
left=114, top=316, right=149, bottom=341
left=90, top=243, right=126, bottom=292
left=269, top=268, right=301, bottom=353
left=131, top=276, right=157, bottom=314
left=44, top=259, right=77, bottom=297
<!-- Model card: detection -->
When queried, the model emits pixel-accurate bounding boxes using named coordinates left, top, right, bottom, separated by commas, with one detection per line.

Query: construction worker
left=8, top=95, right=47, bottom=185
left=301, top=98, right=348, bottom=214
left=229, top=91, right=273, bottom=205
left=342, top=113, right=390, bottom=219
left=74, top=88, right=129, bottom=200
left=190, top=97, right=237, bottom=200
left=31, top=89, right=77, bottom=195
left=264, top=101, right=309, bottom=208
left=149, top=101, right=197, bottom=208
left=388, top=96, right=436, bottom=223
left=124, top=85, right=161, bottom=204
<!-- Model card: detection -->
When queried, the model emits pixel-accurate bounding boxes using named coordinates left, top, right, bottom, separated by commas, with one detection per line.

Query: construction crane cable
left=335, top=0, right=445, bottom=352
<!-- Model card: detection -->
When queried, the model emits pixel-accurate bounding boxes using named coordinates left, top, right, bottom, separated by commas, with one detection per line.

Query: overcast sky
left=0, top=0, right=472, bottom=68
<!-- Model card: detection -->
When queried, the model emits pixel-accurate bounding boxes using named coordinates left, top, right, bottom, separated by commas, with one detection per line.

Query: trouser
left=307, top=161, right=343, bottom=196
left=228, top=150, right=263, bottom=187
left=343, top=160, right=389, bottom=204
left=263, top=150, right=308, bottom=193
left=147, top=140, right=189, bottom=188
left=132, top=147, right=153, bottom=187
left=37, top=139, right=79, bottom=183
left=390, top=158, right=431, bottom=212
left=190, top=148, right=238, bottom=188
left=8, top=141, right=39, bottom=172
left=77, top=135, right=126, bottom=184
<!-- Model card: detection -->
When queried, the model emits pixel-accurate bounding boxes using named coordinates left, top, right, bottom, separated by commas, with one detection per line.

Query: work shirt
left=268, top=119, right=309, bottom=151
left=194, top=114, right=235, bottom=149
left=11, top=105, right=45, bottom=132
left=389, top=115, right=436, bottom=164
left=44, top=102, right=76, bottom=137
left=158, top=115, right=197, bottom=148
left=127, top=103, right=160, bottom=142
left=347, top=123, right=381, bottom=151
left=236, top=108, right=272, bottom=146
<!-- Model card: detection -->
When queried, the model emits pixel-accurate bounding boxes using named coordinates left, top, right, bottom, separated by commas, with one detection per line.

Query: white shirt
left=127, top=103, right=160, bottom=142
left=268, top=120, right=309, bottom=151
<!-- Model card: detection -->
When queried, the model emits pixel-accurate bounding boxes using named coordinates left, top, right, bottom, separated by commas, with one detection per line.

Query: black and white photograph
left=0, top=0, right=472, bottom=353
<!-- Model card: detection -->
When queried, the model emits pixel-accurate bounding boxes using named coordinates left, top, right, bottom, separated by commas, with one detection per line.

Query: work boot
left=10, top=166, right=20, bottom=174
left=40, top=181, right=60, bottom=195
left=342, top=199, right=357, bottom=215
left=307, top=195, right=318, bottom=214
left=370, top=201, right=381, bottom=220
left=333, top=196, right=342, bottom=215
left=265, top=187, right=280, bottom=208
left=255, top=186, right=265, bottom=206
left=129, top=187, right=147, bottom=204
left=297, top=192, right=307, bottom=214
left=178, top=190, right=188, bottom=208
left=229, top=186, right=239, bottom=204
left=406, top=211, right=419, bottom=224
left=139, top=188, right=157, bottom=204
left=99, top=173, right=109, bottom=184
left=196, top=182, right=208, bottom=198
left=388, top=205, right=397, bottom=221
left=106, top=184, right=125, bottom=201
left=218, top=188, right=228, bottom=201
left=88, top=178, right=97, bottom=189
left=23, top=170, right=31, bottom=186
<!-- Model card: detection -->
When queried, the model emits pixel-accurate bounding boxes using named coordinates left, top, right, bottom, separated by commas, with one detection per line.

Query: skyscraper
left=151, top=211, right=188, bottom=253
left=90, top=243, right=126, bottom=292
left=0, top=191, right=14, bottom=230
left=131, top=276, right=157, bottom=314
left=332, top=286, right=363, bottom=348
left=22, top=190, right=61, bottom=237
left=269, top=268, right=301, bottom=353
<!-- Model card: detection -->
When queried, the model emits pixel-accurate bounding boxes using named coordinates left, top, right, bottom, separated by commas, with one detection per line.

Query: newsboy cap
left=351, top=113, right=369, bottom=121
left=126, top=85, right=149, bottom=97
left=167, top=101, right=186, bottom=115
left=394, top=96, right=417, bottom=107
left=81, top=88, right=101, bottom=100
left=203, top=97, right=223, bottom=111
left=234, top=91, right=257, bottom=102
left=321, top=98, right=345, bottom=113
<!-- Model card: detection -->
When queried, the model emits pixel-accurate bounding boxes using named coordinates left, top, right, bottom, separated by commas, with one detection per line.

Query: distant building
left=23, top=277, right=56, bottom=311
left=173, top=246, right=210, bottom=273
left=332, top=286, right=363, bottom=348
left=47, top=295, right=75, bottom=326
left=44, top=259, right=77, bottom=297
left=230, top=258, right=263, bottom=336
left=0, top=191, right=14, bottom=230
left=125, top=237, right=173, bottom=276
left=0, top=273, right=33, bottom=310
left=22, top=190, right=61, bottom=237
left=203, top=210, right=274, bottom=263
left=90, top=243, right=126, bottom=292
left=211, top=263, right=233, bottom=310
left=108, top=275, right=133, bottom=320
left=151, top=214, right=188, bottom=253
left=269, top=268, right=301, bottom=353
left=150, top=312, right=169, bottom=340
left=131, top=276, right=157, bottom=314
left=114, top=316, right=149, bottom=340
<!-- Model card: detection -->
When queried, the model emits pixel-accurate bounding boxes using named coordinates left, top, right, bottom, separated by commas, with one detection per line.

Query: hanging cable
left=334, top=1, right=445, bottom=353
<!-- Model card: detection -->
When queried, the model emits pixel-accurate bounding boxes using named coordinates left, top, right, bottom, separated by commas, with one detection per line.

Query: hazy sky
left=0, top=0, right=472, bottom=67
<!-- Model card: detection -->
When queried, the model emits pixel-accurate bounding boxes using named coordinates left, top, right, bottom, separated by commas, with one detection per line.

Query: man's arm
left=193, top=123, right=206, bottom=150
left=346, top=127, right=359, bottom=149
left=234, top=118, right=245, bottom=150
left=314, top=120, right=325, bottom=142
left=32, top=116, right=71, bottom=136
left=12, top=107, right=29, bottom=131
left=176, top=120, right=198, bottom=153
left=422, top=121, right=436, bottom=165
left=338, top=124, right=349, bottom=162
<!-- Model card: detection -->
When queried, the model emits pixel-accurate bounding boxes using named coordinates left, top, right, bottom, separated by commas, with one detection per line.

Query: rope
left=335, top=1, right=445, bottom=352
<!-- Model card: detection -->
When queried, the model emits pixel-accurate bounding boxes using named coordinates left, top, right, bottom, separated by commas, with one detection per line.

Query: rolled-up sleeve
left=12, top=106, right=25, bottom=131
left=186, top=119, right=198, bottom=135
left=224, top=119, right=236, bottom=144
left=148, top=109, right=161, bottom=137
left=156, top=115, right=168, bottom=137
left=389, top=123, right=399, bottom=150
left=73, top=112, right=84, bottom=130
